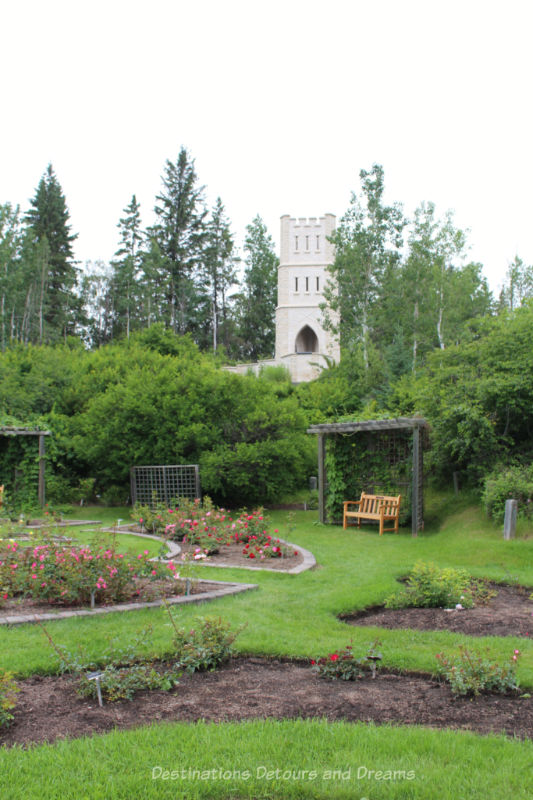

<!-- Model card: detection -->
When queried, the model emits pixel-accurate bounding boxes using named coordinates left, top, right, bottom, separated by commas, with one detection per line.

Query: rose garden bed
left=1, top=507, right=531, bottom=752
left=341, top=583, right=533, bottom=638
left=1, top=656, right=532, bottom=749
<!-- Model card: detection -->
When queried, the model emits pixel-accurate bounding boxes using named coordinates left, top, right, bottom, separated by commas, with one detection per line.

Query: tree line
left=2, top=156, right=530, bottom=384
left=0, top=150, right=278, bottom=361
left=323, top=164, right=533, bottom=382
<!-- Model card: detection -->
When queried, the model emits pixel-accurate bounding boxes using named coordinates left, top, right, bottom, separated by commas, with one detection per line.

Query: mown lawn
left=1, top=492, right=532, bottom=799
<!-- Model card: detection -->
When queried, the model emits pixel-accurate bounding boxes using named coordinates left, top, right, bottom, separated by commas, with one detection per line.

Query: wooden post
left=411, top=426, right=420, bottom=537
left=318, top=434, right=326, bottom=524
left=130, top=467, right=136, bottom=506
left=194, top=465, right=201, bottom=500
left=38, top=433, right=46, bottom=507
left=453, top=471, right=460, bottom=495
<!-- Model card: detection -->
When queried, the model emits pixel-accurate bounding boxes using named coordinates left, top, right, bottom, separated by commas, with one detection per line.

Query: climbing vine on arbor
left=325, top=430, right=413, bottom=524
left=0, top=434, right=41, bottom=512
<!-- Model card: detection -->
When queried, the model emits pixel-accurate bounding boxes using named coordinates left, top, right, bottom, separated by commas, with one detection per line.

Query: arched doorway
left=295, top=325, right=318, bottom=353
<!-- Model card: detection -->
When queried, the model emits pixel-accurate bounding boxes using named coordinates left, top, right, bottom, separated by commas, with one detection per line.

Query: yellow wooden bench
left=343, top=492, right=401, bottom=535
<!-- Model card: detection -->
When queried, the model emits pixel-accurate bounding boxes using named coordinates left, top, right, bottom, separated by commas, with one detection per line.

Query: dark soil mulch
left=1, top=657, right=531, bottom=749
left=176, top=540, right=304, bottom=571
left=341, top=583, right=533, bottom=638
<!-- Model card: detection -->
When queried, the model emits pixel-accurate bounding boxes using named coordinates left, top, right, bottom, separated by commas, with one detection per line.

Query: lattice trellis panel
left=130, top=465, right=200, bottom=508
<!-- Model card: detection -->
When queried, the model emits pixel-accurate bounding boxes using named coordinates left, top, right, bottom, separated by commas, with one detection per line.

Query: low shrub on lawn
left=0, top=669, right=18, bottom=727
left=40, top=613, right=243, bottom=703
left=436, top=646, right=522, bottom=696
left=311, top=642, right=382, bottom=680
left=384, top=561, right=491, bottom=609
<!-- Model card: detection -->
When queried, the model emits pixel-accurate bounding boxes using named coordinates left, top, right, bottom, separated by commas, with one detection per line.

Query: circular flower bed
left=0, top=535, right=178, bottom=607
left=133, top=499, right=299, bottom=562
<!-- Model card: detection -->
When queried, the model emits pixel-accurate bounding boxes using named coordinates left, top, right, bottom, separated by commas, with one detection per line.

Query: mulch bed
left=341, top=583, right=533, bottom=638
left=175, top=540, right=304, bottom=571
left=1, top=656, right=531, bottom=749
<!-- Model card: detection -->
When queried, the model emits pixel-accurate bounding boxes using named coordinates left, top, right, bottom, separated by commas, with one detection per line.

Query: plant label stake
left=87, top=671, right=104, bottom=707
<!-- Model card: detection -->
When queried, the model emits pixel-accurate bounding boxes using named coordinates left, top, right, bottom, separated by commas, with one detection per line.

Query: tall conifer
left=25, top=164, right=79, bottom=341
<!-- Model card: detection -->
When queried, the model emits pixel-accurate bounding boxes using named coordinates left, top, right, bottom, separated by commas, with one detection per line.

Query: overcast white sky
left=1, top=0, right=532, bottom=293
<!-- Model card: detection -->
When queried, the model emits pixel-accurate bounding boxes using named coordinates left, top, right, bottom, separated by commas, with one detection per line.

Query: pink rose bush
left=0, top=537, right=172, bottom=606
left=133, top=498, right=298, bottom=560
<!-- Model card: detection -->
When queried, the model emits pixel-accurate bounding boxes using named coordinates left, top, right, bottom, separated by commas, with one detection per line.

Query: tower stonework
left=223, top=212, right=339, bottom=383
left=275, top=214, right=339, bottom=382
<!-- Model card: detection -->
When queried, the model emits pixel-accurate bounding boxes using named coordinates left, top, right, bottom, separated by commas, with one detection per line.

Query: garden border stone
left=106, top=525, right=316, bottom=574
left=0, top=579, right=258, bottom=626
left=0, top=520, right=315, bottom=626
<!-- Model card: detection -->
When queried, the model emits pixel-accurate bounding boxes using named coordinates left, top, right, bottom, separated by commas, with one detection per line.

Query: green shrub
left=482, top=464, right=533, bottom=523
left=0, top=533, right=174, bottom=606
left=436, top=646, right=521, bottom=696
left=42, top=624, right=181, bottom=702
left=385, top=561, right=475, bottom=609
left=0, top=669, right=18, bottom=727
left=78, top=663, right=180, bottom=702
left=166, top=613, right=243, bottom=674
left=311, top=642, right=382, bottom=681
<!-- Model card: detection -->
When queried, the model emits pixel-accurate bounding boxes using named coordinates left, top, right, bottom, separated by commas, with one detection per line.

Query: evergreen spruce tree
left=110, top=194, right=144, bottom=339
left=234, top=215, right=278, bottom=360
left=203, top=197, right=238, bottom=351
left=0, top=203, right=25, bottom=349
left=25, top=164, right=79, bottom=341
left=150, top=148, right=208, bottom=338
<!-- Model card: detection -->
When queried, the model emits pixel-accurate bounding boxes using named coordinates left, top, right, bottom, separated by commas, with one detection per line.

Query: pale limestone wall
left=276, top=214, right=340, bottom=378
left=223, top=213, right=340, bottom=384
left=223, top=360, right=278, bottom=377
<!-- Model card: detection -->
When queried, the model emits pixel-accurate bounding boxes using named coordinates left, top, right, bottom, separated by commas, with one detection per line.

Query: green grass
left=1, top=491, right=532, bottom=798
left=1, top=719, right=532, bottom=799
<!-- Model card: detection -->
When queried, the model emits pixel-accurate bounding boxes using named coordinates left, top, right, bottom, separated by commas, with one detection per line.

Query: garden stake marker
left=87, top=672, right=104, bottom=707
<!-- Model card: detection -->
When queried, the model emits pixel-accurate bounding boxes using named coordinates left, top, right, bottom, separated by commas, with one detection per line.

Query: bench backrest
left=359, top=492, right=401, bottom=516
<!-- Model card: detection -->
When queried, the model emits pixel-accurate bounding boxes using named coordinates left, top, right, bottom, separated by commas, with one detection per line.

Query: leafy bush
left=78, top=663, right=180, bottom=702
left=436, top=646, right=521, bottom=696
left=132, top=497, right=180, bottom=535
left=43, top=611, right=243, bottom=702
left=385, top=561, right=475, bottom=609
left=311, top=642, right=382, bottom=680
left=0, top=532, right=175, bottom=606
left=482, top=464, right=533, bottom=523
left=136, top=499, right=298, bottom=560
left=42, top=624, right=181, bottom=702
left=0, top=670, right=18, bottom=727
left=165, top=613, right=243, bottom=674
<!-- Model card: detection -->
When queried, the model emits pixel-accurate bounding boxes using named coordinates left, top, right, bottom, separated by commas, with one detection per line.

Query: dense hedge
left=0, top=327, right=314, bottom=509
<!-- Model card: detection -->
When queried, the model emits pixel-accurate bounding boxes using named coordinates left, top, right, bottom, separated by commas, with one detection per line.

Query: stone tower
left=275, top=214, right=340, bottom=382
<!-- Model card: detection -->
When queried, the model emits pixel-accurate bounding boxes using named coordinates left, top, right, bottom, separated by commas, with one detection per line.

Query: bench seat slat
left=343, top=492, right=401, bottom=535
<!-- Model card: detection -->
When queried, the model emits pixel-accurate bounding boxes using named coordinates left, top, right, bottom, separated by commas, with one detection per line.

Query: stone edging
left=0, top=580, right=258, bottom=626
left=0, top=522, right=315, bottom=626
left=105, top=526, right=316, bottom=574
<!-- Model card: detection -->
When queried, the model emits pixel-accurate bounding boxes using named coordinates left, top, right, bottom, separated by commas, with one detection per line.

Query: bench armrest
left=344, top=500, right=362, bottom=509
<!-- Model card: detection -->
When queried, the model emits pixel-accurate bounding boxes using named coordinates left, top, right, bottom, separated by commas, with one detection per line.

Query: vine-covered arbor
left=307, top=417, right=429, bottom=536
left=0, top=426, right=51, bottom=507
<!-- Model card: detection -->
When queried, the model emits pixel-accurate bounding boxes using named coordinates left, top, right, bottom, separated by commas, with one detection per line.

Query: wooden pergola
left=307, top=417, right=429, bottom=536
left=0, top=426, right=51, bottom=507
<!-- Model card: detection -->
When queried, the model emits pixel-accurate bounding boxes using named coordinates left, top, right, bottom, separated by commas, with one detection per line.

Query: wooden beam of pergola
left=307, top=417, right=429, bottom=536
left=0, top=427, right=51, bottom=507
